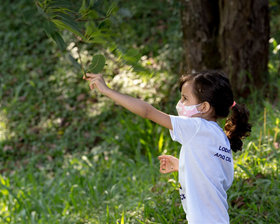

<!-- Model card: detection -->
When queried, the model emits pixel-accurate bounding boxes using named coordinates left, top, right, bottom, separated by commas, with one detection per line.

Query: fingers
left=158, top=155, right=169, bottom=160
left=83, top=73, right=100, bottom=81
left=160, top=167, right=171, bottom=174
left=158, top=156, right=168, bottom=172
left=89, top=77, right=99, bottom=90
left=159, top=157, right=166, bottom=171
left=84, top=74, right=101, bottom=90
left=90, top=82, right=95, bottom=90
left=158, top=155, right=175, bottom=159
left=85, top=73, right=98, bottom=78
left=84, top=73, right=101, bottom=79
left=159, top=158, right=167, bottom=164
left=159, top=157, right=172, bottom=174
left=160, top=160, right=168, bottom=174
left=159, top=158, right=166, bottom=167
left=158, top=155, right=177, bottom=174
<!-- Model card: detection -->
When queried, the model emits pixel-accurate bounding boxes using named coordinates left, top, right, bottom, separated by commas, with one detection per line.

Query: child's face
left=180, top=81, right=200, bottom=106
left=180, top=81, right=216, bottom=121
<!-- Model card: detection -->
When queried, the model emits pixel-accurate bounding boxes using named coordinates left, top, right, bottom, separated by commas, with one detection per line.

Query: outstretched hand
left=83, top=73, right=109, bottom=94
left=158, top=155, right=179, bottom=174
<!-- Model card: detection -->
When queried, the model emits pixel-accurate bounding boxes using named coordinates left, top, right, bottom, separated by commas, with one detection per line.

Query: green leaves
left=122, top=48, right=147, bottom=72
left=106, top=2, right=118, bottom=17
left=43, top=20, right=66, bottom=51
left=35, top=0, right=114, bottom=75
left=47, top=0, right=74, bottom=10
left=88, top=54, right=106, bottom=73
left=36, top=0, right=146, bottom=75
left=52, top=12, right=84, bottom=39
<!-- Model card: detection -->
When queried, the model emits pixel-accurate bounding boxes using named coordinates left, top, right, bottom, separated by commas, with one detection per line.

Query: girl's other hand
left=158, top=155, right=179, bottom=174
left=83, top=73, right=109, bottom=94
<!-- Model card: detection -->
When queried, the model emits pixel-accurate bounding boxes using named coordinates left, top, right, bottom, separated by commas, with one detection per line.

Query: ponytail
left=224, top=103, right=252, bottom=152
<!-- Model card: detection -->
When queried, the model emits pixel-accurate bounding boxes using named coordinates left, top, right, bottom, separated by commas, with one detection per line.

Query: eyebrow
left=182, top=94, right=188, bottom=99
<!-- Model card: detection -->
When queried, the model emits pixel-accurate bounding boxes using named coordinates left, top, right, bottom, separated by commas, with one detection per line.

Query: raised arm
left=83, top=73, right=172, bottom=130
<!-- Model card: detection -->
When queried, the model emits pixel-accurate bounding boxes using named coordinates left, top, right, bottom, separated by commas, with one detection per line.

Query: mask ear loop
left=196, top=103, right=203, bottom=114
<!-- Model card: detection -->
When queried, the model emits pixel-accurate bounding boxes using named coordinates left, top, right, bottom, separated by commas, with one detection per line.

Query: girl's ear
left=200, top=101, right=211, bottom=113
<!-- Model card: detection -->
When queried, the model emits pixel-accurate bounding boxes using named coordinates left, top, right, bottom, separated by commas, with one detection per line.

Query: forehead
left=181, top=81, right=194, bottom=96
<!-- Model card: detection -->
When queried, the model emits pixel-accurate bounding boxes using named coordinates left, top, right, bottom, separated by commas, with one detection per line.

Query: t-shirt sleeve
left=169, top=115, right=200, bottom=145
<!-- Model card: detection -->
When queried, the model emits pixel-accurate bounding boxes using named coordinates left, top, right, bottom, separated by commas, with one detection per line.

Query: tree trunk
left=180, top=0, right=270, bottom=97
left=219, top=0, right=269, bottom=96
left=180, top=0, right=221, bottom=72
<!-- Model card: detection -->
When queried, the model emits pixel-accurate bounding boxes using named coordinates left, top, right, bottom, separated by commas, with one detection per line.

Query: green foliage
left=35, top=0, right=110, bottom=74
left=35, top=0, right=150, bottom=75
left=43, top=20, right=66, bottom=51
left=89, top=54, right=106, bottom=73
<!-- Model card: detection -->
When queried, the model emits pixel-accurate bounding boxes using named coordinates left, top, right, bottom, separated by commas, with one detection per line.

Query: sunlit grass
left=227, top=103, right=280, bottom=224
left=0, top=111, right=9, bottom=142
left=2, top=100, right=279, bottom=223
left=0, top=175, right=11, bottom=221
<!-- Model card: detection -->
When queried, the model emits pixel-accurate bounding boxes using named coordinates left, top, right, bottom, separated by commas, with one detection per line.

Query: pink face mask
left=176, top=101, right=201, bottom=117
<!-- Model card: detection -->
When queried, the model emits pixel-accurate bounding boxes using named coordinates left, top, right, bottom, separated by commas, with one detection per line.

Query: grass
left=0, top=0, right=280, bottom=223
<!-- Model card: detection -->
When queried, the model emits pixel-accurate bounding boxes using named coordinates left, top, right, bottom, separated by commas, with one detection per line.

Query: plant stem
left=76, top=42, right=87, bottom=77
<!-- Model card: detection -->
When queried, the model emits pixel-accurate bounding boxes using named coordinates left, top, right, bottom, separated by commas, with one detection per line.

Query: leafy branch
left=34, top=0, right=146, bottom=78
left=34, top=0, right=115, bottom=76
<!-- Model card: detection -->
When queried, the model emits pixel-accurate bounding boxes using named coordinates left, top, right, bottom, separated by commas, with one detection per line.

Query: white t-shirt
left=169, top=115, right=234, bottom=224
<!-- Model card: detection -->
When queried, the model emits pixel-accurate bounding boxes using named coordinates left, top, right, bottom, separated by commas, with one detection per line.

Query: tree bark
left=219, top=0, right=270, bottom=96
left=180, top=0, right=270, bottom=97
left=180, top=0, right=221, bottom=73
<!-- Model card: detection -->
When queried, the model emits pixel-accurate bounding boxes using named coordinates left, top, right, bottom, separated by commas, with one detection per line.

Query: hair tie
left=231, top=101, right=236, bottom=108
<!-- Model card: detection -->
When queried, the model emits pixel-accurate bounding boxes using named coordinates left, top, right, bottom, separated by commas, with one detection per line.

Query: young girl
left=83, top=70, right=251, bottom=224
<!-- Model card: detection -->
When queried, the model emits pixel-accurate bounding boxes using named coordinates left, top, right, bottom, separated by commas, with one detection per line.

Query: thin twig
left=76, top=42, right=86, bottom=77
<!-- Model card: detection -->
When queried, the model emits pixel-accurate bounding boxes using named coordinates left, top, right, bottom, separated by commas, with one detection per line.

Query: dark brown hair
left=179, top=70, right=251, bottom=152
